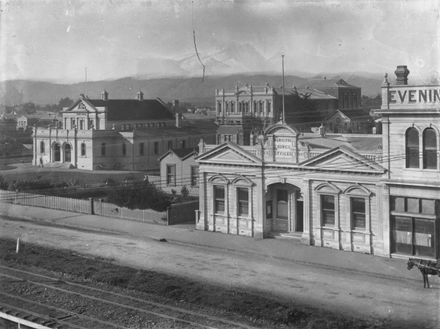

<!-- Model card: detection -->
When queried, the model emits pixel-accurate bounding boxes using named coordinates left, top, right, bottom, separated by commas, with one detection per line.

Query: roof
left=159, top=146, right=198, bottom=162
left=217, top=125, right=244, bottom=135
left=274, top=87, right=337, bottom=100
left=134, top=121, right=217, bottom=138
left=300, top=133, right=382, bottom=153
left=327, top=108, right=371, bottom=121
left=74, top=98, right=174, bottom=121
left=304, top=78, right=360, bottom=90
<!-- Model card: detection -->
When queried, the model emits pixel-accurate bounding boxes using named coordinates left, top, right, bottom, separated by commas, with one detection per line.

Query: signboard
left=382, top=85, right=440, bottom=110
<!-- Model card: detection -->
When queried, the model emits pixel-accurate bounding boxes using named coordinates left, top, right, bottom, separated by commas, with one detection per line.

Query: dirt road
left=0, top=218, right=438, bottom=328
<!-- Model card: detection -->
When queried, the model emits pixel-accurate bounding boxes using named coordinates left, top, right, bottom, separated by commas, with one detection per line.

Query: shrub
left=106, top=182, right=171, bottom=211
left=180, top=185, right=189, bottom=199
left=0, top=175, right=8, bottom=190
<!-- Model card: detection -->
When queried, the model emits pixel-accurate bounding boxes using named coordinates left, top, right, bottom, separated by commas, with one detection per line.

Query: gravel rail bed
left=0, top=265, right=257, bottom=329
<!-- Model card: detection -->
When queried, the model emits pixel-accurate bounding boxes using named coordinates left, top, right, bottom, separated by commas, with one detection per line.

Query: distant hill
left=0, top=73, right=383, bottom=107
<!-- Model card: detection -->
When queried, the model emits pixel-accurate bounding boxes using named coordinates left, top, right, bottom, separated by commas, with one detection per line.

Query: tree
left=58, top=97, right=74, bottom=109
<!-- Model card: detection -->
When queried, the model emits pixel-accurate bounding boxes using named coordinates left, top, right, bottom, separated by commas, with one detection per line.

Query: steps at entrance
left=271, top=232, right=303, bottom=240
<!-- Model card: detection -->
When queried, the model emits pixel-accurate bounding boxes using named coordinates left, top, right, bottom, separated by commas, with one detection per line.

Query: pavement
left=0, top=202, right=422, bottom=282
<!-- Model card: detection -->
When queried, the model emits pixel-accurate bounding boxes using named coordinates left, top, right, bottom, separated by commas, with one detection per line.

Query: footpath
left=0, top=203, right=422, bottom=282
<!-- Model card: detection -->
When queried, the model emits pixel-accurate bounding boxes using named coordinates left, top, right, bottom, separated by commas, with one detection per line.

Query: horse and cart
left=407, top=258, right=440, bottom=288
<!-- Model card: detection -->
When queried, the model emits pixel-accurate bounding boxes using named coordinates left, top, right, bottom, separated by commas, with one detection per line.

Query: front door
left=54, top=143, right=61, bottom=162
left=64, top=144, right=71, bottom=162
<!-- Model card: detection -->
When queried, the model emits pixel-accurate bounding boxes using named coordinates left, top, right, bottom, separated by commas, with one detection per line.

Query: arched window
left=40, top=141, right=45, bottom=153
left=423, top=128, right=437, bottom=169
left=81, top=143, right=86, bottom=156
left=405, top=128, right=419, bottom=168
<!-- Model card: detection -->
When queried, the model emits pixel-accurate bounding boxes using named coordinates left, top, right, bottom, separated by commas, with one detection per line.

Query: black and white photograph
left=0, top=0, right=439, bottom=328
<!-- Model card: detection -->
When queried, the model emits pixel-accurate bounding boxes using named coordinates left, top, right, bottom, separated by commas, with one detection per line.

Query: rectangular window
left=237, top=188, right=249, bottom=216
left=351, top=198, right=366, bottom=229
left=321, top=195, right=335, bottom=226
left=421, top=199, right=436, bottom=215
left=391, top=197, right=405, bottom=212
left=81, top=143, right=86, bottom=156
left=407, top=198, right=419, bottom=213
left=190, top=166, right=199, bottom=187
left=154, top=142, right=159, bottom=155
left=166, top=165, right=176, bottom=186
left=122, top=143, right=126, bottom=156
left=101, top=143, right=106, bottom=156
left=168, top=141, right=173, bottom=150
left=214, top=185, right=225, bottom=214
left=181, top=140, right=186, bottom=148
left=139, top=142, right=144, bottom=156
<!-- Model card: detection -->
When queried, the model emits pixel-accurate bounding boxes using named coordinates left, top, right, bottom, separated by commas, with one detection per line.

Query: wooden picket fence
left=0, top=190, right=167, bottom=225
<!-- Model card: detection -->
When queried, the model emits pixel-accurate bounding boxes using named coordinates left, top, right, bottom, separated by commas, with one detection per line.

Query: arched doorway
left=266, top=183, right=303, bottom=234
left=53, top=143, right=61, bottom=162
left=63, top=143, right=71, bottom=163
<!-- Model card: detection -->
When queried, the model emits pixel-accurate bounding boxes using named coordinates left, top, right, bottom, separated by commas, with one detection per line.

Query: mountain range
left=0, top=73, right=383, bottom=108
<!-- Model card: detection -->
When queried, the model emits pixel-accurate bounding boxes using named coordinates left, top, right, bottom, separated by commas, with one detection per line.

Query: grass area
left=0, top=238, right=391, bottom=329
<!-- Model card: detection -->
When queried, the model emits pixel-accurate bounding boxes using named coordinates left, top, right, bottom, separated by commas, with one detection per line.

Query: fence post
left=89, top=198, right=94, bottom=215
left=166, top=206, right=171, bottom=225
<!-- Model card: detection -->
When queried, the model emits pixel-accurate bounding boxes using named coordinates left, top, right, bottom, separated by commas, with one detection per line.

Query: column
left=301, top=179, right=312, bottom=245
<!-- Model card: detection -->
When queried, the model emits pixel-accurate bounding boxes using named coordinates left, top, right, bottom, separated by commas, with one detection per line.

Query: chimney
left=394, top=65, right=410, bottom=85
left=318, top=123, right=325, bottom=137
left=101, top=90, right=108, bottom=101
left=175, top=112, right=181, bottom=128
left=137, top=90, right=144, bottom=101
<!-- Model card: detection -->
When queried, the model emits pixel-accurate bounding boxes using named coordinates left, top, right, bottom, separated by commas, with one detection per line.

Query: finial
left=382, top=73, right=389, bottom=86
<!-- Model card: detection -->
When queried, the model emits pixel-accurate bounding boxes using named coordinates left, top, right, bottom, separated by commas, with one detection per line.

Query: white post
left=16, top=238, right=20, bottom=254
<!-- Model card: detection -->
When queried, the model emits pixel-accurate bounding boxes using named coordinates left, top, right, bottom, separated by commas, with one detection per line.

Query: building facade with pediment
left=197, top=66, right=440, bottom=259
left=215, top=85, right=339, bottom=145
left=32, top=92, right=215, bottom=170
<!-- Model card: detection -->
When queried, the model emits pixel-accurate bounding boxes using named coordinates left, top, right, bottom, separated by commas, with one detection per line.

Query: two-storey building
left=32, top=92, right=216, bottom=170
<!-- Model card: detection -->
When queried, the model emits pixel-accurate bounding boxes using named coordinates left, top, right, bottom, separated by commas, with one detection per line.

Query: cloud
left=1, top=0, right=439, bottom=81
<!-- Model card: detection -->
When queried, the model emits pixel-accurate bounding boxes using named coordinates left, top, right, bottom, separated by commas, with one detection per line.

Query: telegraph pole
left=282, top=54, right=286, bottom=124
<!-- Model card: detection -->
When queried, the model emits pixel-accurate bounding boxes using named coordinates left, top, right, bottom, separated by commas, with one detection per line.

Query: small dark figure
left=407, top=258, right=440, bottom=288
left=39, top=157, right=43, bottom=167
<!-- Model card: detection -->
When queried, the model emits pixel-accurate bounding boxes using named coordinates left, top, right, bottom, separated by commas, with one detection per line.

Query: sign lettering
left=388, top=87, right=440, bottom=105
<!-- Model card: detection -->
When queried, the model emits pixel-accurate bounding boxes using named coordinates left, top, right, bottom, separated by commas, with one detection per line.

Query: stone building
left=215, top=85, right=339, bottom=145
left=196, top=66, right=439, bottom=260
left=32, top=92, right=215, bottom=170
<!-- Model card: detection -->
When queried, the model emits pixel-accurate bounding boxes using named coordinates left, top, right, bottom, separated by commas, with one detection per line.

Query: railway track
left=0, top=265, right=259, bottom=329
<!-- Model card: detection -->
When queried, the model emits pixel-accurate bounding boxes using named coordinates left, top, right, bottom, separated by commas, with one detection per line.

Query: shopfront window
left=391, top=196, right=438, bottom=258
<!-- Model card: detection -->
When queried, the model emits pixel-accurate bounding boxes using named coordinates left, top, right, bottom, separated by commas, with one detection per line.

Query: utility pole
left=282, top=54, right=285, bottom=124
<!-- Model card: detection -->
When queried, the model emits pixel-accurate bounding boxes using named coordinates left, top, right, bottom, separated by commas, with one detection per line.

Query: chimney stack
left=175, top=112, right=181, bottom=128
left=101, top=90, right=108, bottom=101
left=137, top=90, right=144, bottom=101
left=394, top=65, right=410, bottom=85
left=318, top=123, right=325, bottom=137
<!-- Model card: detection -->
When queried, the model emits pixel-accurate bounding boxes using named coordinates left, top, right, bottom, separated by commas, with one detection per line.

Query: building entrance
left=266, top=183, right=303, bottom=234
left=53, top=143, right=61, bottom=162
left=64, top=144, right=71, bottom=162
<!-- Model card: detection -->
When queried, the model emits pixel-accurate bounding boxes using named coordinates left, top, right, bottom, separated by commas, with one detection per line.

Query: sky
left=0, top=0, right=439, bottom=82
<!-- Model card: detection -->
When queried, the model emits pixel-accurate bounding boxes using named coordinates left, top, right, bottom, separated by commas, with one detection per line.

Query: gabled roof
left=64, top=97, right=174, bottom=121
left=304, top=78, right=360, bottom=90
left=159, top=147, right=199, bottom=162
left=300, top=145, right=385, bottom=173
